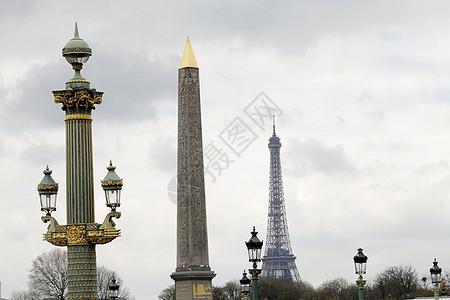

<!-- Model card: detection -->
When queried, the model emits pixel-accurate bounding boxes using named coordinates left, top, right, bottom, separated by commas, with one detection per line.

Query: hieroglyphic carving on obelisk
left=171, top=37, right=215, bottom=300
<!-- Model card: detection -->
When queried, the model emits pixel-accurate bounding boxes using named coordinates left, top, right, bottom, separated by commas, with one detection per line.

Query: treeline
left=159, top=265, right=440, bottom=300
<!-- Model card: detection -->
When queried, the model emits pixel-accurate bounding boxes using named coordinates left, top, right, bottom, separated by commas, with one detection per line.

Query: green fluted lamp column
left=246, top=227, right=263, bottom=300
left=38, top=23, right=122, bottom=300
left=353, top=248, right=368, bottom=300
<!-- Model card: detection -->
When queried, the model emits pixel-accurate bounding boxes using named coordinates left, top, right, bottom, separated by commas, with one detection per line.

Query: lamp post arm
left=41, top=215, right=59, bottom=232
left=99, top=211, right=121, bottom=229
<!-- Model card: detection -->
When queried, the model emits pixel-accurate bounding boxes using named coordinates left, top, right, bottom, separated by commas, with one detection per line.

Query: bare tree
left=370, top=265, right=419, bottom=299
left=315, top=277, right=358, bottom=300
left=212, top=286, right=227, bottom=300
left=25, top=249, right=130, bottom=299
left=222, top=280, right=241, bottom=300
left=10, top=290, right=40, bottom=300
left=97, top=265, right=130, bottom=300
left=158, top=284, right=175, bottom=300
left=28, top=248, right=67, bottom=300
left=259, top=277, right=316, bottom=300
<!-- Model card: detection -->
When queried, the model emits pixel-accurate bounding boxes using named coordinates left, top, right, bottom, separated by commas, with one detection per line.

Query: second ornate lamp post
left=240, top=270, right=251, bottom=300
left=108, top=276, right=120, bottom=300
left=430, top=258, right=442, bottom=300
left=246, top=226, right=263, bottom=300
left=38, top=23, right=123, bottom=300
left=353, top=248, right=368, bottom=300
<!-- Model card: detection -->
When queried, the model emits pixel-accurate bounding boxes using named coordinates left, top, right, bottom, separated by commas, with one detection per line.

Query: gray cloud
left=19, top=144, right=64, bottom=168
left=379, top=31, right=402, bottom=41
left=148, top=135, right=176, bottom=174
left=284, top=138, right=356, bottom=176
left=415, top=160, right=450, bottom=174
left=359, top=93, right=375, bottom=101
left=0, top=50, right=177, bottom=133
left=0, top=1, right=38, bottom=19
left=364, top=109, right=386, bottom=122
left=1, top=62, right=68, bottom=131
left=88, top=49, right=177, bottom=123
left=167, top=1, right=450, bottom=57
left=434, top=89, right=450, bottom=102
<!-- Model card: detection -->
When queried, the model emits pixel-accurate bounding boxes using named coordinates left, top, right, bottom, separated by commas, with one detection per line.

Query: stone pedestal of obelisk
left=171, top=38, right=215, bottom=300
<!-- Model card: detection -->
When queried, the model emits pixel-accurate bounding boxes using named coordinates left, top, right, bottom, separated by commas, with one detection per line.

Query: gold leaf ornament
left=68, top=225, right=86, bottom=244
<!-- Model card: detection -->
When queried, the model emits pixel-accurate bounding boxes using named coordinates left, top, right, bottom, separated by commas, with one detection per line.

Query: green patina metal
left=66, top=70, right=91, bottom=89
left=357, top=277, right=366, bottom=300
left=249, top=268, right=261, bottom=300
left=65, top=116, right=95, bottom=224
left=41, top=23, right=120, bottom=300
left=62, top=22, right=92, bottom=89
left=62, top=22, right=92, bottom=57
left=38, top=166, right=59, bottom=215
left=102, top=161, right=123, bottom=190
left=37, top=166, right=59, bottom=193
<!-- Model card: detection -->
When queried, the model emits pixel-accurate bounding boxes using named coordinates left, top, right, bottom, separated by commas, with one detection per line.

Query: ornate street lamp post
left=246, top=226, right=263, bottom=300
left=240, top=270, right=251, bottom=300
left=353, top=248, right=368, bottom=300
left=430, top=258, right=442, bottom=300
left=108, top=277, right=120, bottom=300
left=38, top=23, right=122, bottom=300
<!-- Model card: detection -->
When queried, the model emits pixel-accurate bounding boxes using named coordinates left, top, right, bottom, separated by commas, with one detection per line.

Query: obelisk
left=171, top=38, right=215, bottom=300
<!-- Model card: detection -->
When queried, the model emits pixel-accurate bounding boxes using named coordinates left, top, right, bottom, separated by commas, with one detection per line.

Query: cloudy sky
left=1, top=0, right=450, bottom=298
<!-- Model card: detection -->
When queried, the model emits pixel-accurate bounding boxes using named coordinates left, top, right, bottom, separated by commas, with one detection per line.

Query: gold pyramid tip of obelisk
left=179, top=37, right=199, bottom=69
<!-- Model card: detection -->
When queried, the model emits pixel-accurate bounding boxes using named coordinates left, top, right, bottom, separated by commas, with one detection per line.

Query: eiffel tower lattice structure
left=261, top=118, right=301, bottom=282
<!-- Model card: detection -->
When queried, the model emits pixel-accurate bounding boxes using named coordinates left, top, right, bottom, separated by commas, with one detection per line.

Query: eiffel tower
left=261, top=118, right=301, bottom=282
